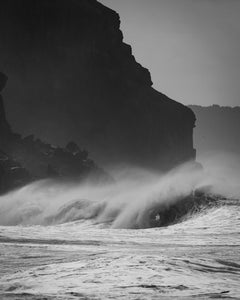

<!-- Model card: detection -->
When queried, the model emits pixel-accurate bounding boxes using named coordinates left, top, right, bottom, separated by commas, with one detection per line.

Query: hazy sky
left=100, top=0, right=240, bottom=107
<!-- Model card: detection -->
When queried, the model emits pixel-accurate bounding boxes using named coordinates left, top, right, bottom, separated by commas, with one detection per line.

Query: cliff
left=0, top=0, right=196, bottom=170
left=0, top=72, right=109, bottom=194
left=189, top=105, right=240, bottom=156
left=0, top=73, right=11, bottom=137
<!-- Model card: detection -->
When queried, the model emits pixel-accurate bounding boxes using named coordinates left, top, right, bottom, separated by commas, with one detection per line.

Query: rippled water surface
left=0, top=201, right=240, bottom=299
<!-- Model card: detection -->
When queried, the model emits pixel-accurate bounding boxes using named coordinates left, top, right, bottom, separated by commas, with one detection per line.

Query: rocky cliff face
left=0, top=73, right=11, bottom=138
left=0, top=73, right=32, bottom=192
left=0, top=0, right=196, bottom=170
left=0, top=72, right=109, bottom=194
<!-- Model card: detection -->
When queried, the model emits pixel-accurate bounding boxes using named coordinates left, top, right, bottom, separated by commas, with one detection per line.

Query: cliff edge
left=0, top=0, right=196, bottom=170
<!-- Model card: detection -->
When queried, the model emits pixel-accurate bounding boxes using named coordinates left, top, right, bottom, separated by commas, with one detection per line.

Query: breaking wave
left=0, top=155, right=239, bottom=229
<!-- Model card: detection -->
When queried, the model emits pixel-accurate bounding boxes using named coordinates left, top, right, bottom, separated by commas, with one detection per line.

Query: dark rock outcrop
left=0, top=131, right=109, bottom=181
left=0, top=72, right=11, bottom=137
left=0, top=150, right=33, bottom=194
left=1, top=72, right=34, bottom=193
left=0, top=72, right=110, bottom=194
left=0, top=0, right=196, bottom=170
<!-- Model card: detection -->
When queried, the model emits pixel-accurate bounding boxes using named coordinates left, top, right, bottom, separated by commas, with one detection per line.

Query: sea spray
left=0, top=156, right=239, bottom=228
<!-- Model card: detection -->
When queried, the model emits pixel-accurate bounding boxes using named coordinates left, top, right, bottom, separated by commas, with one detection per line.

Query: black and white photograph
left=0, top=0, right=240, bottom=299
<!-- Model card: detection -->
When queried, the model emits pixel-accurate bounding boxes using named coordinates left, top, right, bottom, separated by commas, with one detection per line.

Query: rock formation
left=0, top=73, right=31, bottom=192
left=0, top=73, right=11, bottom=138
left=0, top=72, right=109, bottom=194
left=0, top=0, right=196, bottom=171
left=0, top=150, right=32, bottom=193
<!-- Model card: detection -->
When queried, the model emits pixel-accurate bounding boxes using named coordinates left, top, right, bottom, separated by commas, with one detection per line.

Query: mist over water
left=0, top=154, right=239, bottom=228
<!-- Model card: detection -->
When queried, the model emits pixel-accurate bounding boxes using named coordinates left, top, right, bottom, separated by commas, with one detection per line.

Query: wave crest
left=0, top=159, right=238, bottom=228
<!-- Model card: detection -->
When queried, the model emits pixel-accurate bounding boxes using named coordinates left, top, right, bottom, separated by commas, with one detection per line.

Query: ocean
left=0, top=159, right=240, bottom=299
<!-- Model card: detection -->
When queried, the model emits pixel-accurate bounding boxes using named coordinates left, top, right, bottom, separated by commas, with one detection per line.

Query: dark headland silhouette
left=0, top=73, right=110, bottom=193
left=0, top=0, right=196, bottom=167
left=0, top=0, right=196, bottom=193
left=189, top=105, right=240, bottom=157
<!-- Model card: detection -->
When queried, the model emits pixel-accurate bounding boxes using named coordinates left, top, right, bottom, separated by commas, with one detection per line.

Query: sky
left=100, top=0, right=240, bottom=107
